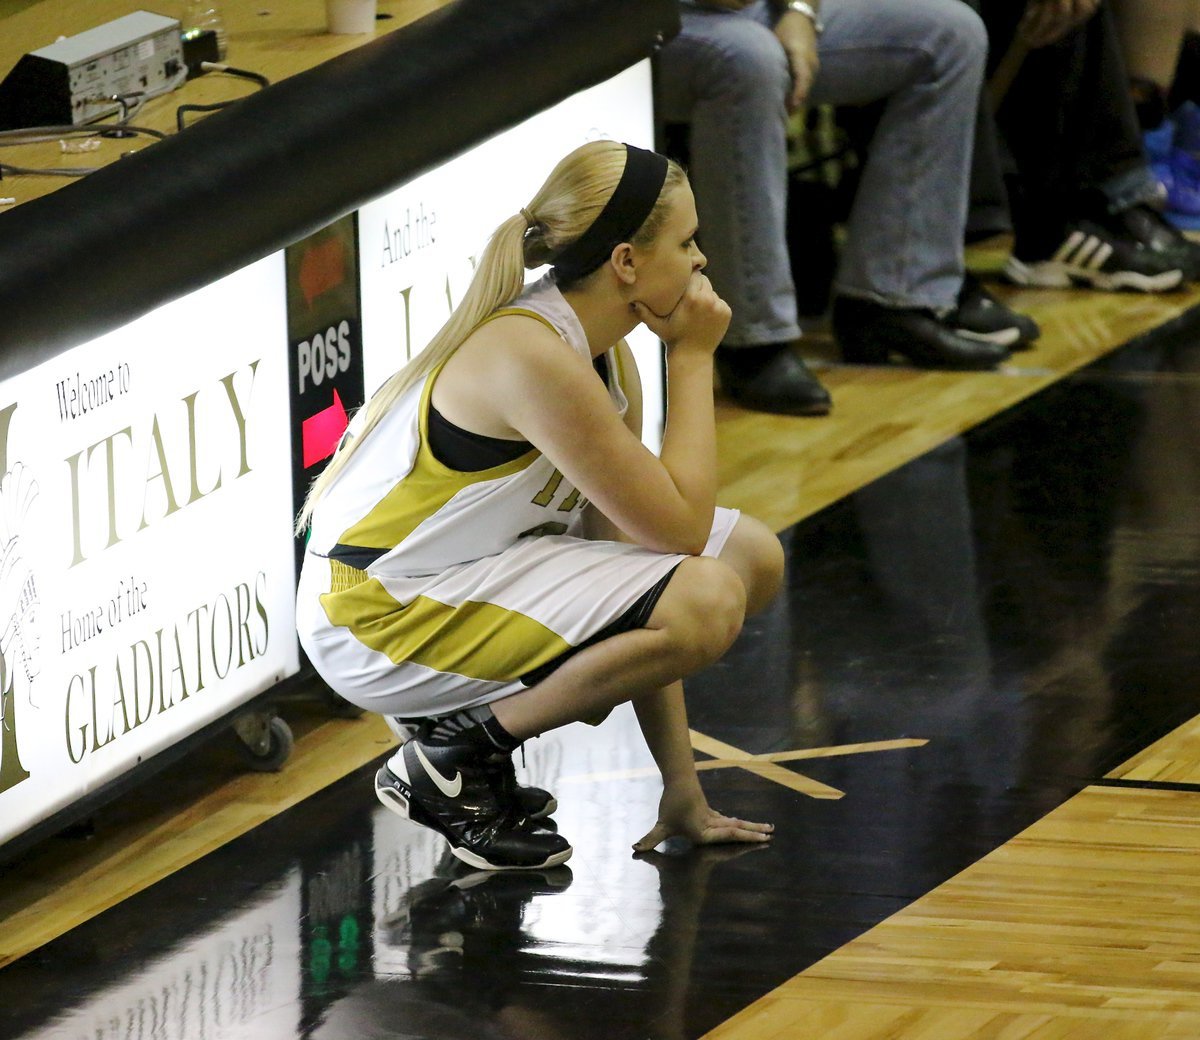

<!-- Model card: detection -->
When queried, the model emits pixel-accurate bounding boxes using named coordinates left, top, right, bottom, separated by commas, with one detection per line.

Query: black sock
left=425, top=705, right=520, bottom=752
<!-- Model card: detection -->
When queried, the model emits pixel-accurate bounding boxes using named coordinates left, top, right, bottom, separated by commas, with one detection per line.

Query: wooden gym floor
left=3, top=265, right=1200, bottom=1039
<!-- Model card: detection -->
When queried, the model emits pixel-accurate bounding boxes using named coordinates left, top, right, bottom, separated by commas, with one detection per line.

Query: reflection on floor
left=5, top=326, right=1200, bottom=1039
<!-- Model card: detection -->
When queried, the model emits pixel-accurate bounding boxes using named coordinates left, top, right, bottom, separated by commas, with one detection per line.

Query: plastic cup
left=325, top=0, right=377, bottom=34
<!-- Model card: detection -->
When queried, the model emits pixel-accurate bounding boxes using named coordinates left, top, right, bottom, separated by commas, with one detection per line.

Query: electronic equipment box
left=0, top=11, right=183, bottom=131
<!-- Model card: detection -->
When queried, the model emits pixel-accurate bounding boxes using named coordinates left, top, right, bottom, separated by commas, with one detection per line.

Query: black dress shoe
left=952, top=272, right=1040, bottom=350
left=714, top=344, right=832, bottom=416
left=831, top=296, right=1011, bottom=370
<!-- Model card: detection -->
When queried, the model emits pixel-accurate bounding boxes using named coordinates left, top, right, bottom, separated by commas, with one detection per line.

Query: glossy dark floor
left=7, top=329, right=1200, bottom=1040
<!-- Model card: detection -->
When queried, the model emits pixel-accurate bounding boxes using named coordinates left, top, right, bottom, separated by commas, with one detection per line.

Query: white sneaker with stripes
left=1004, top=221, right=1184, bottom=292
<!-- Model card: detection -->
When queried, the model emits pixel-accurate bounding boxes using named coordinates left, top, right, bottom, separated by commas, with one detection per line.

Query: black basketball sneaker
left=376, top=737, right=572, bottom=871
left=384, top=715, right=558, bottom=820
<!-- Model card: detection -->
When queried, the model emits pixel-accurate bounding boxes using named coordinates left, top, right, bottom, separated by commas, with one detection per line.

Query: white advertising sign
left=0, top=254, right=300, bottom=847
left=357, top=61, right=665, bottom=448
left=0, top=61, right=658, bottom=852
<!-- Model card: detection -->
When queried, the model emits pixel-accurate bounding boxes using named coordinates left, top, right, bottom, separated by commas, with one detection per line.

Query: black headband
left=551, top=144, right=670, bottom=283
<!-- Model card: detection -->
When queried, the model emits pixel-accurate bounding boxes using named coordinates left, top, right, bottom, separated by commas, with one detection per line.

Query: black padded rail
left=0, top=0, right=678, bottom=376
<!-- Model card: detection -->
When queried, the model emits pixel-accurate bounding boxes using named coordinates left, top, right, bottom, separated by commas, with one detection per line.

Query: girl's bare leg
left=491, top=515, right=782, bottom=738
left=491, top=553, right=745, bottom=739
left=712, top=512, right=785, bottom=616
left=491, top=515, right=784, bottom=848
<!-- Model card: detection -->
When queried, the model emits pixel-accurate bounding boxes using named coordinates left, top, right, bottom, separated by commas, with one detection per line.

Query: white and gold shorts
left=296, top=507, right=740, bottom=718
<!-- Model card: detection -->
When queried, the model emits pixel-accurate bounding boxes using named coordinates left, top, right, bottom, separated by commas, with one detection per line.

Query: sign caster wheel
left=233, top=711, right=294, bottom=772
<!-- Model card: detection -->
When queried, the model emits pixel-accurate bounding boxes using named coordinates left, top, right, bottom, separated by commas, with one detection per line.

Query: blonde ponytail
left=295, top=140, right=684, bottom=536
left=294, top=212, right=527, bottom=534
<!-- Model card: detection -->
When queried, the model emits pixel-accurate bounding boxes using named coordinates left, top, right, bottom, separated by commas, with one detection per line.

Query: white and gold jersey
left=305, top=276, right=626, bottom=577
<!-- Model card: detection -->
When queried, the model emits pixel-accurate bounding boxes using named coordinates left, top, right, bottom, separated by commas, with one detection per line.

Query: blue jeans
left=658, top=0, right=987, bottom=345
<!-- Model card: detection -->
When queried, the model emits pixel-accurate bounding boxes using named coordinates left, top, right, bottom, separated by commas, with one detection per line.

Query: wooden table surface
left=0, top=0, right=448, bottom=209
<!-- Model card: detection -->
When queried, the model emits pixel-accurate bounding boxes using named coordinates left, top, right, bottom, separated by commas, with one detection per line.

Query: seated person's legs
left=981, top=0, right=1196, bottom=290
left=659, top=0, right=1041, bottom=389
left=815, top=0, right=1026, bottom=366
left=658, top=4, right=832, bottom=416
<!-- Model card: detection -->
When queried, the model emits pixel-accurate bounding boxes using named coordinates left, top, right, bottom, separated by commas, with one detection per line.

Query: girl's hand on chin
left=630, top=272, right=730, bottom=356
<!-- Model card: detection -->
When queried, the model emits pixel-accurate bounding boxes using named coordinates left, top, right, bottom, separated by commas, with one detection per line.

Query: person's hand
left=632, top=784, right=774, bottom=852
left=775, top=10, right=820, bottom=112
left=1018, top=0, right=1099, bottom=48
left=630, top=272, right=731, bottom=356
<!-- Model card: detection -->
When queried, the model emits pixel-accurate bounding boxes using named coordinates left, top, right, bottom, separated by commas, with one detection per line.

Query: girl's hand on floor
left=632, top=786, right=773, bottom=853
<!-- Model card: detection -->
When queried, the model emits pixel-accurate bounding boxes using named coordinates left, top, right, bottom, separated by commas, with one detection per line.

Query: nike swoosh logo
left=413, top=742, right=463, bottom=798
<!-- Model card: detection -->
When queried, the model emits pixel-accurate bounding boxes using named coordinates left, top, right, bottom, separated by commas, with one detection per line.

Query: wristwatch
left=784, top=0, right=823, bottom=34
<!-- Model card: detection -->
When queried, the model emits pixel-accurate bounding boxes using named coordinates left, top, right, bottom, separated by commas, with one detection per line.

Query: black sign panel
left=285, top=214, right=367, bottom=586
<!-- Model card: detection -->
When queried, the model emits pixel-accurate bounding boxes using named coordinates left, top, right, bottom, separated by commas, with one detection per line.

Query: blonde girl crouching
left=296, top=140, right=782, bottom=870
